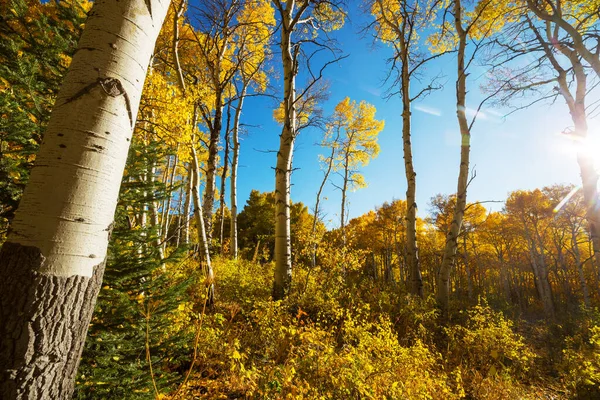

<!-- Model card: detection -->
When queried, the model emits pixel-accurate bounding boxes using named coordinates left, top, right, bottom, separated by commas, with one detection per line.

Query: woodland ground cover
left=2, top=0, right=600, bottom=399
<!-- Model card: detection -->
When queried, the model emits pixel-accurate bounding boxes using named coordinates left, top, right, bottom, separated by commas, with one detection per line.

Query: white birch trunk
left=437, top=0, right=470, bottom=316
left=230, top=92, right=245, bottom=259
left=0, top=0, right=169, bottom=396
left=6, top=0, right=168, bottom=277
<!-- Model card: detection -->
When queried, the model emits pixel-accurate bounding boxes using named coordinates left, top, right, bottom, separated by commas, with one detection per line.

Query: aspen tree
left=271, top=0, right=345, bottom=300
left=169, top=7, right=216, bottom=300
left=369, top=0, right=446, bottom=297
left=434, top=0, right=498, bottom=317
left=484, top=0, right=600, bottom=282
left=0, top=0, right=169, bottom=397
left=327, top=97, right=383, bottom=244
left=230, top=0, right=275, bottom=259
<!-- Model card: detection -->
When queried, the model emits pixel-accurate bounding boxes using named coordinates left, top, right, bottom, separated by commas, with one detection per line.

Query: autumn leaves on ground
left=1, top=0, right=600, bottom=399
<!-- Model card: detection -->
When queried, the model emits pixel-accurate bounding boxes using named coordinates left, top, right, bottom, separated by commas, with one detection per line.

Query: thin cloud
left=414, top=105, right=442, bottom=117
left=360, top=85, right=382, bottom=97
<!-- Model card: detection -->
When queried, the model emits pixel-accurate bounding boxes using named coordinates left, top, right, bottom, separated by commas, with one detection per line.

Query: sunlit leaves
left=326, top=97, right=384, bottom=191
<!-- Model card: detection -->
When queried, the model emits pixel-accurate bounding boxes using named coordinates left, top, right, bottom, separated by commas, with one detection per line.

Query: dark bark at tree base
left=0, top=242, right=105, bottom=400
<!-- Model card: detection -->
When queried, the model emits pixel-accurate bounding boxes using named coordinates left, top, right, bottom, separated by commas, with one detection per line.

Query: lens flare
left=553, top=184, right=581, bottom=214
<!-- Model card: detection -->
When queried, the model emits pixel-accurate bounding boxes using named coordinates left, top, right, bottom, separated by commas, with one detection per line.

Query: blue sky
left=226, top=6, right=596, bottom=227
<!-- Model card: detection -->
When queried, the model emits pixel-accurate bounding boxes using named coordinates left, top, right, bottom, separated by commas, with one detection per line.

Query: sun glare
left=553, top=184, right=581, bottom=214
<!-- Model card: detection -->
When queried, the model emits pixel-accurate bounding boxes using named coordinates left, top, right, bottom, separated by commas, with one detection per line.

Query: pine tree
left=75, top=138, right=196, bottom=399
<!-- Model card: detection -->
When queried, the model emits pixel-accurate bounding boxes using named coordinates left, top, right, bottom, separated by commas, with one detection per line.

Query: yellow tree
left=369, top=0, right=447, bottom=298
left=431, top=0, right=507, bottom=317
left=484, top=0, right=600, bottom=277
left=271, top=0, right=345, bottom=300
left=189, top=0, right=242, bottom=248
left=229, top=0, right=275, bottom=258
left=327, top=97, right=384, bottom=244
left=505, top=189, right=556, bottom=317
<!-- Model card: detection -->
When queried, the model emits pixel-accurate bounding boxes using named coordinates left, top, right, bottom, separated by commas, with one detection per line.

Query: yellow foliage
left=326, top=97, right=384, bottom=191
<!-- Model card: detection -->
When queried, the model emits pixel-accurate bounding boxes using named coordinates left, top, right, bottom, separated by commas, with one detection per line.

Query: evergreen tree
left=75, top=138, right=197, bottom=399
left=0, top=0, right=88, bottom=233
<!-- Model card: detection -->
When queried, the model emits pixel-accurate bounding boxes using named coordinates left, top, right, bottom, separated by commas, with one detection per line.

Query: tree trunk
left=203, top=91, right=223, bottom=251
left=273, top=12, right=295, bottom=301
left=0, top=0, right=168, bottom=397
left=182, top=166, right=192, bottom=245
left=149, top=163, right=165, bottom=260
left=218, top=106, right=231, bottom=254
left=400, top=37, right=423, bottom=298
left=162, top=151, right=178, bottom=253
left=572, top=228, right=590, bottom=308
left=437, top=0, right=470, bottom=317
left=191, top=145, right=215, bottom=306
left=341, top=151, right=350, bottom=245
left=230, top=91, right=245, bottom=259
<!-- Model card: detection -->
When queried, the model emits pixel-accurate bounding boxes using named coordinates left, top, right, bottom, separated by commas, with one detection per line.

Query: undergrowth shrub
left=444, top=301, right=536, bottom=399
left=560, top=308, right=600, bottom=398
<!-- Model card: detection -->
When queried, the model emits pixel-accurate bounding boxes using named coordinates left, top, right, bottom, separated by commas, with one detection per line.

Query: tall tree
left=369, top=0, right=445, bottom=298
left=327, top=97, right=383, bottom=243
left=191, top=0, right=242, bottom=249
left=0, top=0, right=169, bottom=397
left=229, top=0, right=275, bottom=258
left=434, top=0, right=500, bottom=316
left=0, top=0, right=89, bottom=235
left=271, top=0, right=345, bottom=300
left=485, top=0, right=600, bottom=279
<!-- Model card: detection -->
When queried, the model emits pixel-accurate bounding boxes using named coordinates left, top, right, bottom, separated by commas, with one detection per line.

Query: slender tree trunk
left=273, top=14, right=295, bottom=300
left=182, top=166, right=192, bottom=245
left=0, top=0, right=168, bottom=397
left=230, top=91, right=245, bottom=259
left=312, top=144, right=335, bottom=268
left=464, top=234, right=473, bottom=300
left=524, top=223, right=555, bottom=318
left=162, top=151, right=178, bottom=252
left=400, top=38, right=423, bottom=298
left=341, top=151, right=350, bottom=245
left=172, top=0, right=187, bottom=91
left=149, top=164, right=165, bottom=260
left=437, top=0, right=470, bottom=317
left=203, top=92, right=223, bottom=251
left=160, top=155, right=172, bottom=233
left=191, top=145, right=214, bottom=306
left=218, top=105, right=231, bottom=254
left=572, top=228, right=590, bottom=307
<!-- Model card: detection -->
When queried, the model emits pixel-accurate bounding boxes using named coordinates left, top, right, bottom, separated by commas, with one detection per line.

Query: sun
left=558, top=123, right=600, bottom=174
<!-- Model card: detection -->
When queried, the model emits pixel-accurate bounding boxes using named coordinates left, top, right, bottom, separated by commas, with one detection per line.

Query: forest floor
left=160, top=258, right=599, bottom=400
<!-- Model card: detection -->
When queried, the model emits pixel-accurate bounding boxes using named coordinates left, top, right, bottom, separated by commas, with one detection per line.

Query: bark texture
left=272, top=4, right=296, bottom=300
left=0, top=243, right=105, bottom=399
left=436, top=0, right=470, bottom=316
left=8, top=0, right=167, bottom=278
left=230, top=93, right=245, bottom=259
left=399, top=36, right=423, bottom=298
left=0, top=0, right=168, bottom=395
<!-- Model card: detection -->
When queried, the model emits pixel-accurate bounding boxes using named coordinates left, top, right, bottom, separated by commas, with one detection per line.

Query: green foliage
left=74, top=139, right=197, bottom=399
left=0, top=0, right=87, bottom=230
left=237, top=190, right=315, bottom=263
